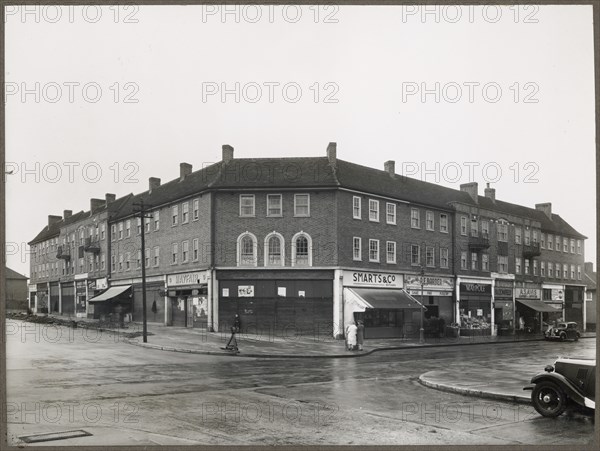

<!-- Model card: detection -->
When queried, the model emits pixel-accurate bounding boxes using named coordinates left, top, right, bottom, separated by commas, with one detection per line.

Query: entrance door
left=186, top=298, right=194, bottom=327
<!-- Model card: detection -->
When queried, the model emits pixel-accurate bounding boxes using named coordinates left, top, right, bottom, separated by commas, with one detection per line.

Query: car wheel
left=559, top=333, right=566, bottom=342
left=531, top=381, right=568, bottom=418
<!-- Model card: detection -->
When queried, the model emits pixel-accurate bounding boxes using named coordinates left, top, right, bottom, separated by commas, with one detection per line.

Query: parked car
left=524, top=357, right=595, bottom=417
left=544, top=322, right=581, bottom=341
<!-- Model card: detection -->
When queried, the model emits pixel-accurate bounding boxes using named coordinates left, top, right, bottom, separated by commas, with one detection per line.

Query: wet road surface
left=4, top=319, right=596, bottom=446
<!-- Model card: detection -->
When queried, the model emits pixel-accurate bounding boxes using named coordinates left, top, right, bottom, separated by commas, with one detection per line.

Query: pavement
left=8, top=312, right=597, bottom=406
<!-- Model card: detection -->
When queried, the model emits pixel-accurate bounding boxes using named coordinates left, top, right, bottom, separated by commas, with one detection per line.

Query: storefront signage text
left=168, top=271, right=208, bottom=287
left=460, top=283, right=491, bottom=295
left=405, top=275, right=453, bottom=290
left=343, top=271, right=403, bottom=288
left=517, top=288, right=540, bottom=299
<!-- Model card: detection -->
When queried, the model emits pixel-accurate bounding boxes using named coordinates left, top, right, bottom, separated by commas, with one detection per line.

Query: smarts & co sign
left=343, top=271, right=403, bottom=288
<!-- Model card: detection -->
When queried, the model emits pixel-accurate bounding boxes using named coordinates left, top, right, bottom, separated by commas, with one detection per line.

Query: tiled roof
left=5, top=267, right=28, bottom=280
left=584, top=271, right=597, bottom=290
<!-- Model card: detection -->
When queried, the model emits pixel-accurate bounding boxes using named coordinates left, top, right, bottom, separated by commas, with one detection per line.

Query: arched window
left=237, top=232, right=257, bottom=266
left=264, top=232, right=285, bottom=266
left=292, top=232, right=312, bottom=267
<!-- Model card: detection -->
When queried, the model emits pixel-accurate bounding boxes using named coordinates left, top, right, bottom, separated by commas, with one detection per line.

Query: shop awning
left=349, top=288, right=426, bottom=310
left=88, top=285, right=131, bottom=303
left=516, top=299, right=560, bottom=312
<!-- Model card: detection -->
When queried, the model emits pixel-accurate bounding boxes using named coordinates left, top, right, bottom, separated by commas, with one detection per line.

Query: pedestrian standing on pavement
left=346, top=321, right=358, bottom=351
left=225, top=325, right=238, bottom=351
left=356, top=320, right=365, bottom=351
left=233, top=314, right=242, bottom=333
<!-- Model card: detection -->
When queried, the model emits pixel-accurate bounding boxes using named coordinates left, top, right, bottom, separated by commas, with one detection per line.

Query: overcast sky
left=5, top=4, right=595, bottom=278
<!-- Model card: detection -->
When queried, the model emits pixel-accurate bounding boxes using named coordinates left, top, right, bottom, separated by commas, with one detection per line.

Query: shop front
left=88, top=285, right=133, bottom=322
left=542, top=283, right=565, bottom=325
left=341, top=270, right=425, bottom=339
left=493, top=280, right=514, bottom=335
left=36, top=283, right=49, bottom=314
left=75, top=277, right=87, bottom=318
left=218, top=269, right=333, bottom=338
left=515, top=283, right=546, bottom=333
left=85, top=278, right=107, bottom=318
left=457, top=279, right=492, bottom=335
left=61, top=282, right=75, bottom=315
left=166, top=270, right=210, bottom=328
left=565, top=285, right=585, bottom=325
left=28, top=284, right=36, bottom=311
left=404, top=274, right=454, bottom=337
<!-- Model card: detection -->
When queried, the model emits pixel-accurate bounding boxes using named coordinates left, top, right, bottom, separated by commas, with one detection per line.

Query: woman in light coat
left=346, top=321, right=358, bottom=351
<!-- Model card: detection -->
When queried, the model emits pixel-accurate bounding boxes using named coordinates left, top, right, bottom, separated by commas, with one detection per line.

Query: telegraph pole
left=133, top=200, right=153, bottom=343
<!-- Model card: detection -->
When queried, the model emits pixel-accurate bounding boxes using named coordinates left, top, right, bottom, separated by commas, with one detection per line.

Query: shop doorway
left=186, top=298, right=194, bottom=327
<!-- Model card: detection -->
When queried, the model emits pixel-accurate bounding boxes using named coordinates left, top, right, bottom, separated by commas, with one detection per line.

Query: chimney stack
left=326, top=142, right=337, bottom=164
left=90, top=198, right=104, bottom=212
left=63, top=210, right=72, bottom=219
left=535, top=202, right=552, bottom=219
left=149, top=177, right=161, bottom=192
left=222, top=144, right=234, bottom=163
left=180, top=163, right=192, bottom=181
left=48, top=215, right=62, bottom=227
left=484, top=183, right=496, bottom=202
left=584, top=262, right=594, bottom=274
left=460, top=182, right=478, bottom=203
left=105, top=193, right=116, bottom=205
left=384, top=160, right=396, bottom=176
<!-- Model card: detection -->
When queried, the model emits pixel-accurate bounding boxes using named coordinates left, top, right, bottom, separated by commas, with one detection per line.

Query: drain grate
left=19, top=429, right=92, bottom=443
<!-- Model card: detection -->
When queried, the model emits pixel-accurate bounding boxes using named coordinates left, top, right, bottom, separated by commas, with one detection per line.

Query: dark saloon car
left=524, top=357, right=595, bottom=417
left=544, top=322, right=581, bottom=342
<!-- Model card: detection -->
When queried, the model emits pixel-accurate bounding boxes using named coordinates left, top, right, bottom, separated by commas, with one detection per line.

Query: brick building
left=5, top=267, right=28, bottom=312
left=28, top=142, right=588, bottom=338
left=584, top=262, right=597, bottom=331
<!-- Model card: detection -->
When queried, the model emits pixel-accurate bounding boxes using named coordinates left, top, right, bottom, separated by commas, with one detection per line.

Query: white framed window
left=369, top=199, right=379, bottom=222
left=524, top=228, right=530, bottom=245
left=118, top=254, right=123, bottom=271
left=541, top=261, right=546, bottom=277
left=470, top=252, right=478, bottom=270
left=482, top=253, right=489, bottom=271
left=294, top=194, right=310, bottom=217
left=153, top=246, right=160, bottom=267
left=586, top=291, right=593, bottom=301
left=498, top=255, right=508, bottom=273
left=524, top=258, right=530, bottom=275
left=145, top=248, right=150, bottom=268
left=264, top=232, right=285, bottom=266
left=352, top=196, right=361, bottom=219
left=411, top=208, right=420, bottom=228
left=515, top=257, right=522, bottom=274
left=172, top=243, right=178, bottom=264
left=136, top=217, right=142, bottom=235
left=562, top=237, right=568, bottom=252
left=240, top=195, right=255, bottom=217
left=386, top=241, right=396, bottom=264
left=497, top=220, right=508, bottom=242
left=460, top=251, right=467, bottom=270
left=125, top=219, right=131, bottom=237
left=182, top=202, right=189, bottom=224
left=570, top=239, right=575, bottom=254
left=577, top=265, right=582, bottom=280
left=481, top=220, right=489, bottom=237
left=577, top=240, right=582, bottom=254
left=118, top=222, right=123, bottom=240
left=411, top=245, right=421, bottom=265
left=533, top=230, right=538, bottom=244
left=353, top=237, right=362, bottom=261
left=554, top=235, right=561, bottom=251
left=172, top=205, right=179, bottom=226
left=369, top=239, right=380, bottom=262
left=111, top=254, right=116, bottom=271
left=470, top=217, right=478, bottom=237
left=533, top=260, right=538, bottom=276
left=548, top=262, right=554, bottom=278
left=101, top=254, right=105, bottom=270
left=547, top=234, right=553, bottom=250
left=440, top=248, right=449, bottom=268
left=145, top=216, right=150, bottom=233
left=386, top=203, right=396, bottom=225
left=193, top=199, right=200, bottom=220
left=182, top=240, right=189, bottom=263
left=426, top=211, right=434, bottom=231
left=515, top=227, right=522, bottom=245
left=292, top=232, right=312, bottom=267
left=541, top=233, right=545, bottom=249
left=570, top=264, right=575, bottom=279
left=563, top=264, right=568, bottom=278
left=237, top=232, right=257, bottom=266
left=193, top=239, right=199, bottom=261
left=440, top=214, right=448, bottom=233
left=267, top=194, right=282, bottom=217
left=136, top=250, right=141, bottom=268
left=154, top=211, right=160, bottom=231
left=460, top=216, right=468, bottom=236
left=426, top=247, right=435, bottom=267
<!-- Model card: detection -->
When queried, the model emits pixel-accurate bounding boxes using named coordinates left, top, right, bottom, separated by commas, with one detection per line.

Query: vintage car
left=544, top=322, right=581, bottom=341
left=524, top=357, right=595, bottom=417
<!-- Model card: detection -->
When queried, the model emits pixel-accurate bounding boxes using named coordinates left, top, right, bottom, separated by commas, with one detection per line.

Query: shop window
left=265, top=233, right=284, bottom=266
left=237, top=232, right=257, bottom=266
left=292, top=232, right=312, bottom=267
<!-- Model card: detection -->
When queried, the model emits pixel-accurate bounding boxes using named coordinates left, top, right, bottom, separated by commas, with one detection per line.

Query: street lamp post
left=133, top=200, right=153, bottom=343
left=419, top=265, right=425, bottom=344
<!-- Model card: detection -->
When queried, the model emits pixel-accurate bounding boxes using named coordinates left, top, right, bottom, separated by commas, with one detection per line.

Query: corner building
left=28, top=143, right=588, bottom=338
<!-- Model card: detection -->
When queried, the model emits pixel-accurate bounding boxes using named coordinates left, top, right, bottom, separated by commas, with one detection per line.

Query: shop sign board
left=238, top=285, right=254, bottom=297
left=460, top=283, right=492, bottom=295
left=167, top=271, right=209, bottom=287
left=343, top=271, right=402, bottom=288
left=516, top=288, right=541, bottom=299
